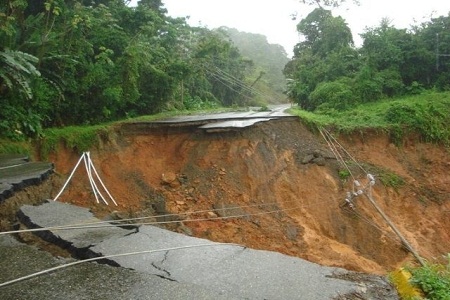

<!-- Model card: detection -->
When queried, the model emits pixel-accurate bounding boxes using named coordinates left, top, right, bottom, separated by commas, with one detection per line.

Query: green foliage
left=338, top=169, right=351, bottom=181
left=39, top=125, right=109, bottom=158
left=192, top=29, right=250, bottom=107
left=385, top=95, right=450, bottom=144
left=295, top=8, right=353, bottom=57
left=300, top=0, right=358, bottom=6
left=0, top=139, right=31, bottom=155
left=409, top=255, right=450, bottom=300
left=389, top=269, right=423, bottom=300
left=291, top=91, right=450, bottom=145
left=0, top=49, right=41, bottom=100
left=310, top=79, right=355, bottom=110
left=360, top=21, right=406, bottom=71
left=220, top=26, right=289, bottom=102
left=182, top=95, right=219, bottom=111
left=0, top=105, right=44, bottom=140
left=287, top=10, right=450, bottom=111
left=378, top=171, right=405, bottom=190
left=0, top=0, right=256, bottom=138
left=353, top=65, right=383, bottom=102
left=378, top=68, right=405, bottom=97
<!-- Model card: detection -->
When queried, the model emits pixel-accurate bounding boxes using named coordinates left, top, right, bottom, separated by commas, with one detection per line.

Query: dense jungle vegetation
left=1, top=0, right=289, bottom=139
left=1, top=0, right=450, bottom=142
left=284, top=8, right=450, bottom=111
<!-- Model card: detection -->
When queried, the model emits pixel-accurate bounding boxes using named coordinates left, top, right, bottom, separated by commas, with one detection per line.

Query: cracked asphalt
left=0, top=201, right=399, bottom=299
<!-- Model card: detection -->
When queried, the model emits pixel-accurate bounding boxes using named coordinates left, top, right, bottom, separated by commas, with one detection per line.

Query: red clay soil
left=45, top=119, right=450, bottom=275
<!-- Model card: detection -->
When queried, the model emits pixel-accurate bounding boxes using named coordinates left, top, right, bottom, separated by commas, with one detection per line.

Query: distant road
left=128, top=104, right=296, bottom=131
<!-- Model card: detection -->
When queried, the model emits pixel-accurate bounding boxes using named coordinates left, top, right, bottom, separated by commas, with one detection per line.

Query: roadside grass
left=29, top=106, right=250, bottom=158
left=3, top=92, right=449, bottom=158
left=290, top=91, right=450, bottom=145
left=0, top=139, right=32, bottom=156
left=38, top=125, right=111, bottom=159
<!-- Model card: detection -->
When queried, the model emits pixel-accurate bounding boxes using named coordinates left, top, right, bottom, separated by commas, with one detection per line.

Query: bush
left=183, top=96, right=219, bottom=110
left=309, top=80, right=355, bottom=111
left=378, top=68, right=404, bottom=97
left=409, top=255, right=450, bottom=300
left=354, top=66, right=383, bottom=102
left=405, top=81, right=425, bottom=95
left=385, top=100, right=450, bottom=144
left=0, top=105, right=43, bottom=140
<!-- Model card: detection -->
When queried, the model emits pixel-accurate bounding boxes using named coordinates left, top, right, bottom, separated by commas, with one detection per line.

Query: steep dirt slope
left=46, top=119, right=450, bottom=275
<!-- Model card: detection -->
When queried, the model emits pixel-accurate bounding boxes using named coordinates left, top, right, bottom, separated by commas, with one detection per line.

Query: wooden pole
left=364, top=189, right=426, bottom=267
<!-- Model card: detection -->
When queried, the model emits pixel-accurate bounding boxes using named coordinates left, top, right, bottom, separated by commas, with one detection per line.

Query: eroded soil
left=5, top=118, right=449, bottom=275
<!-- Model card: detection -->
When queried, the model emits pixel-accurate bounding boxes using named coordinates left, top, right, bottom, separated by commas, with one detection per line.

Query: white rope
left=83, top=153, right=100, bottom=204
left=53, top=152, right=117, bottom=206
left=86, top=152, right=110, bottom=205
left=87, top=152, right=118, bottom=206
left=53, top=153, right=86, bottom=202
left=0, top=243, right=242, bottom=288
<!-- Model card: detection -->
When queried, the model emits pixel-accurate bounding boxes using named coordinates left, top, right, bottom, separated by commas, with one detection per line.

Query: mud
left=5, top=118, right=449, bottom=276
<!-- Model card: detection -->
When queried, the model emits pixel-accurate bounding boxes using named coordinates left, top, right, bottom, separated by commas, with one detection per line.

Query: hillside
left=218, top=27, right=290, bottom=103
left=5, top=116, right=444, bottom=276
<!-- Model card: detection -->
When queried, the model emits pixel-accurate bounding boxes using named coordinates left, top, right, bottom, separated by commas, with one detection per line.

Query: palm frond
left=0, top=49, right=41, bottom=99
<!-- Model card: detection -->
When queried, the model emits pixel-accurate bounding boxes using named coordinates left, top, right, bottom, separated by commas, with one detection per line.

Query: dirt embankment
left=32, top=119, right=450, bottom=274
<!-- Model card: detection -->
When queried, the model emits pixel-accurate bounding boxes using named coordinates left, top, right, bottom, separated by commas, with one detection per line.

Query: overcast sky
left=139, top=0, right=450, bottom=57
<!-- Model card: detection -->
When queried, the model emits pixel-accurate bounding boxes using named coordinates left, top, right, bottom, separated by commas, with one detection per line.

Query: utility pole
left=181, top=79, right=184, bottom=105
left=435, top=33, right=450, bottom=71
left=364, top=190, right=426, bottom=267
left=436, top=33, right=439, bottom=71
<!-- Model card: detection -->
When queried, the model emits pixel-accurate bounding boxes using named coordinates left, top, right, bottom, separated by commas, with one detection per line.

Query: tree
left=309, top=78, right=355, bottom=110
left=295, top=8, right=353, bottom=57
left=0, top=0, right=253, bottom=138
left=299, top=0, right=360, bottom=8
left=191, top=29, right=248, bottom=107
left=360, top=19, right=405, bottom=71
left=415, top=13, right=450, bottom=90
left=219, top=27, right=289, bottom=103
left=285, top=8, right=355, bottom=109
left=0, top=49, right=40, bottom=101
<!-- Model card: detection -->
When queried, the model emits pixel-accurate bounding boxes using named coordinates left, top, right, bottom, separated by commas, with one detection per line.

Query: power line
left=342, top=206, right=400, bottom=244
left=321, top=128, right=368, bottom=175
left=204, top=69, right=254, bottom=100
left=436, top=33, right=450, bottom=71
left=201, top=62, right=284, bottom=103
left=204, top=67, right=262, bottom=98
left=320, top=128, right=355, bottom=180
left=203, top=63, right=258, bottom=92
left=1, top=198, right=337, bottom=236
left=0, top=243, right=243, bottom=288
left=319, top=127, right=426, bottom=266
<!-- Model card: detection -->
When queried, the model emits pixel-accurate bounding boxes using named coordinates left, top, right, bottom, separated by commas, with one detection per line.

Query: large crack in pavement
left=13, top=200, right=399, bottom=299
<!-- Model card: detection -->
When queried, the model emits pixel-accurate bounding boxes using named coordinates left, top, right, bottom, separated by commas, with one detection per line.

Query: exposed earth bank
left=11, top=118, right=450, bottom=275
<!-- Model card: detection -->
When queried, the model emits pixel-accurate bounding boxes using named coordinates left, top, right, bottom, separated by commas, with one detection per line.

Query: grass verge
left=290, top=91, right=450, bottom=145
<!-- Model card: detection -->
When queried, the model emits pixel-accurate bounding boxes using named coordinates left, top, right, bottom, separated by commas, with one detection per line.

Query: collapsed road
left=0, top=154, right=53, bottom=203
left=0, top=200, right=397, bottom=299
left=0, top=105, right=432, bottom=299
